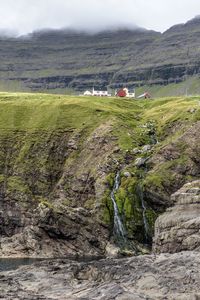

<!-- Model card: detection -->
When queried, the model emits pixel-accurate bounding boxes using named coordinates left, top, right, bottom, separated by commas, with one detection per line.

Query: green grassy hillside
left=1, top=92, right=199, bottom=142
left=0, top=92, right=199, bottom=256
left=136, top=76, right=200, bottom=98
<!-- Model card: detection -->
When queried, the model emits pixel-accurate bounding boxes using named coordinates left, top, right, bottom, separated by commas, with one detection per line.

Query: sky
left=0, top=0, right=200, bottom=36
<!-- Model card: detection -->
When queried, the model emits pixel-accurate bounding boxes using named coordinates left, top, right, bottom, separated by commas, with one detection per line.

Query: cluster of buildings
left=83, top=87, right=135, bottom=98
left=82, top=87, right=151, bottom=99
left=83, top=88, right=111, bottom=97
left=116, top=88, right=135, bottom=98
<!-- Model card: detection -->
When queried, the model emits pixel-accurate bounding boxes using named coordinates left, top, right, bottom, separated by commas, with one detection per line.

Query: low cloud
left=0, top=0, right=199, bottom=36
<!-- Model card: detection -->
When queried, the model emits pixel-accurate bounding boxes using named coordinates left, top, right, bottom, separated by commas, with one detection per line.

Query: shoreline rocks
left=0, top=251, right=200, bottom=299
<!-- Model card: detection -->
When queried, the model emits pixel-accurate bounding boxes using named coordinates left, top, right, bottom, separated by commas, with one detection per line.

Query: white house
left=83, top=88, right=111, bottom=97
left=92, top=88, right=111, bottom=97
left=116, top=88, right=135, bottom=98
left=124, top=88, right=135, bottom=98
left=83, top=90, right=92, bottom=96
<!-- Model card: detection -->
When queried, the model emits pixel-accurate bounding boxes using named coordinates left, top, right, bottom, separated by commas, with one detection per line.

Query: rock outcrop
left=154, top=180, right=200, bottom=253
left=144, top=121, right=200, bottom=209
left=1, top=252, right=200, bottom=299
left=0, top=202, right=108, bottom=257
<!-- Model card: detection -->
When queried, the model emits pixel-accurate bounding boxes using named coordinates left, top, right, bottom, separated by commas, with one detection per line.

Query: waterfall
left=110, top=172, right=126, bottom=241
left=137, top=184, right=149, bottom=242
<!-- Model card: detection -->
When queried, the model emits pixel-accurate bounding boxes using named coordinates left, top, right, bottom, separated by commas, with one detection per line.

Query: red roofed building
left=117, top=88, right=127, bottom=97
left=116, top=88, right=135, bottom=98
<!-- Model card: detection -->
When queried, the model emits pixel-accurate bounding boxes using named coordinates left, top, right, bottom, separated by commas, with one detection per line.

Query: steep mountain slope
left=1, top=16, right=200, bottom=93
left=0, top=29, right=160, bottom=92
left=0, top=93, right=199, bottom=257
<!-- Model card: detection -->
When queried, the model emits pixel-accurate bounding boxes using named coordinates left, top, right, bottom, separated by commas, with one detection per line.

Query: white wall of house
left=126, top=91, right=135, bottom=98
left=83, top=87, right=135, bottom=98
left=123, top=88, right=135, bottom=98
left=84, top=90, right=92, bottom=96
left=92, top=90, right=108, bottom=96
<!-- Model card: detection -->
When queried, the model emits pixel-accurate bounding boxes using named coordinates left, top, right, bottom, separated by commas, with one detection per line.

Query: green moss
left=102, top=168, right=162, bottom=243
left=84, top=198, right=95, bottom=209
left=37, top=197, right=54, bottom=209
left=144, top=173, right=165, bottom=190
left=7, top=176, right=30, bottom=195
left=145, top=209, right=158, bottom=237
left=144, top=154, right=193, bottom=193
left=110, top=176, right=156, bottom=242
left=106, top=173, right=115, bottom=188
left=102, top=191, right=113, bottom=225
left=0, top=174, right=5, bottom=184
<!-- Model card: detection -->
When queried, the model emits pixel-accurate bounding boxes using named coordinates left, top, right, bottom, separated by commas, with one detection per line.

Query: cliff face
left=1, top=17, right=200, bottom=93
left=154, top=180, right=200, bottom=253
left=0, top=96, right=116, bottom=257
left=0, top=93, right=199, bottom=257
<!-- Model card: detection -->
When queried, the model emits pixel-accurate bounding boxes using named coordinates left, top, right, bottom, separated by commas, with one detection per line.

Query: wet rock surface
left=0, top=252, right=200, bottom=299
left=154, top=180, right=200, bottom=253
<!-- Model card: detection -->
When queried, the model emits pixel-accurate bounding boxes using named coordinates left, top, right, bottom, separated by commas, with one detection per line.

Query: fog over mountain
left=0, top=0, right=200, bottom=36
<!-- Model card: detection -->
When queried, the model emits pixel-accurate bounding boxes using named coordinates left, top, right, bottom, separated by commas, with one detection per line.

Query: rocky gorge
left=0, top=92, right=200, bottom=299
left=1, top=183, right=200, bottom=299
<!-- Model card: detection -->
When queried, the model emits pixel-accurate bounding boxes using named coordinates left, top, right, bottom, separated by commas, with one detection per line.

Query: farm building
left=116, top=88, right=135, bottom=98
left=117, top=88, right=127, bottom=97
left=137, top=92, right=151, bottom=99
left=92, top=88, right=109, bottom=96
left=83, top=90, right=92, bottom=96
left=83, top=88, right=111, bottom=97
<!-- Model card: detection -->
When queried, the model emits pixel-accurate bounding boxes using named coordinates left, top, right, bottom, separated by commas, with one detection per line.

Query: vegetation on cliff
left=0, top=92, right=199, bottom=256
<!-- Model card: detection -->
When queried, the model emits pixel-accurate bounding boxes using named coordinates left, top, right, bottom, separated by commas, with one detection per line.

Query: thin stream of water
left=137, top=184, right=149, bottom=242
left=110, top=172, right=126, bottom=241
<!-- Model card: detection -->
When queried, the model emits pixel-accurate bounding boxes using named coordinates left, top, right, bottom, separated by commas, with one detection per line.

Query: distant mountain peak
left=186, top=15, right=200, bottom=24
left=164, top=15, right=200, bottom=35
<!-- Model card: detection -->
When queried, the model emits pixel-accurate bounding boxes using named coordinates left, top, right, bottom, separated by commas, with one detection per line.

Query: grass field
left=0, top=92, right=199, bottom=147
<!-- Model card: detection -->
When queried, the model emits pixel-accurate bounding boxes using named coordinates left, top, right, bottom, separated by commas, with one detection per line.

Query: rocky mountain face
left=1, top=17, right=200, bottom=92
left=154, top=180, right=200, bottom=253
left=0, top=119, right=114, bottom=257
left=0, top=93, right=199, bottom=299
left=0, top=93, right=199, bottom=258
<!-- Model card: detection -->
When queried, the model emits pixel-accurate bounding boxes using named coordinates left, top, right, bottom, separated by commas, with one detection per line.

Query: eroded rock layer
left=0, top=252, right=200, bottom=299
left=154, top=180, right=200, bottom=253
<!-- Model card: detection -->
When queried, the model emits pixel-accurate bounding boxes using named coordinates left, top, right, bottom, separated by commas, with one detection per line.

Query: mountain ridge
left=0, top=17, right=200, bottom=93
